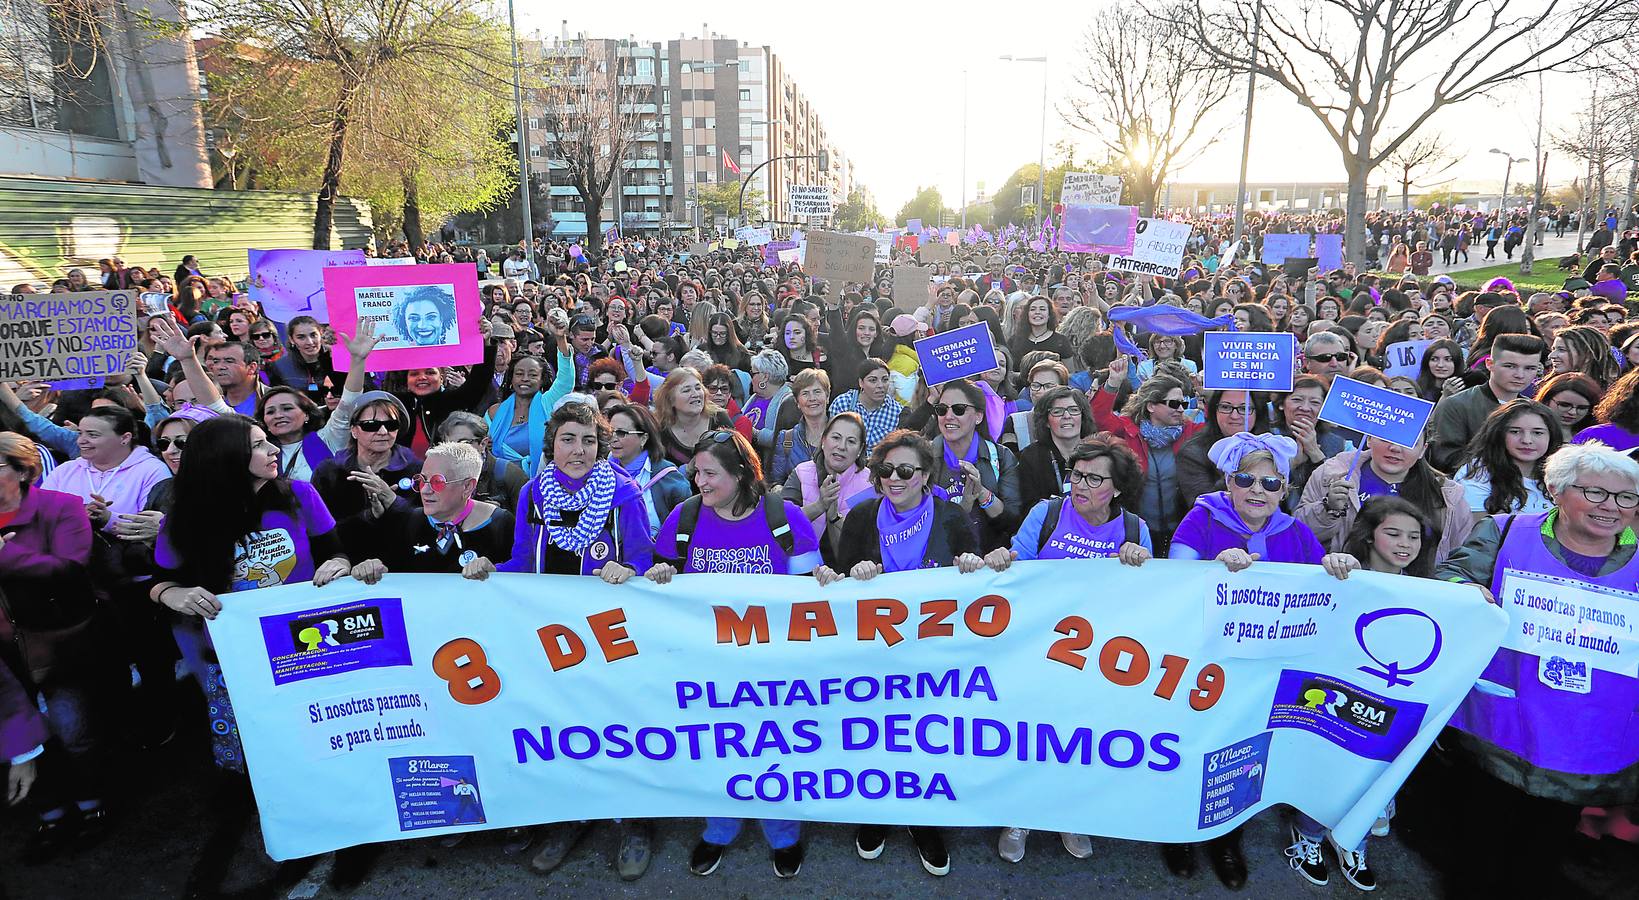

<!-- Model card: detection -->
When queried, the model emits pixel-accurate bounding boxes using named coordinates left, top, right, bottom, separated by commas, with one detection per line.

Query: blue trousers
left=702, top=817, right=800, bottom=849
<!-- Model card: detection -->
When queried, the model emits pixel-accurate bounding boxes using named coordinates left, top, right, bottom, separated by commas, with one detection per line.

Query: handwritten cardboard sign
left=1108, top=218, right=1193, bottom=278
left=804, top=232, right=877, bottom=296
left=919, top=241, right=953, bottom=264
left=891, top=266, right=935, bottom=307
left=1383, top=339, right=1433, bottom=379
left=1062, top=172, right=1122, bottom=205
left=914, top=321, right=999, bottom=386
left=324, top=263, right=482, bottom=372
left=0, top=289, right=139, bottom=381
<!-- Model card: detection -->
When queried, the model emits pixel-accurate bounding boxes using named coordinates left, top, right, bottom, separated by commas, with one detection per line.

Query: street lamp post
left=1489, top=148, right=1528, bottom=212
left=1000, top=55, right=1048, bottom=228
left=505, top=0, right=535, bottom=276
left=1233, top=0, right=1264, bottom=253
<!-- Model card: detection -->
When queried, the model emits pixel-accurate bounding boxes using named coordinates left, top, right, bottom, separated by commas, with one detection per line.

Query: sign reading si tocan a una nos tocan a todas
left=203, top=560, right=1505, bottom=860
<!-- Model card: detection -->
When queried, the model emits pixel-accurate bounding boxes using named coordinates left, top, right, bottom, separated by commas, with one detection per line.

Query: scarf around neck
left=535, top=460, right=618, bottom=554
left=878, top=493, right=934, bottom=573
left=1139, top=418, right=1183, bottom=449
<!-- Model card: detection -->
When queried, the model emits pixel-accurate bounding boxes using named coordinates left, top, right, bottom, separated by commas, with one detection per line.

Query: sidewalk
left=1429, top=231, right=1581, bottom=276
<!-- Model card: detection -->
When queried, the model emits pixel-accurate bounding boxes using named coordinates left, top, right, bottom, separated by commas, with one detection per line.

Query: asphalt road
left=5, top=717, right=1634, bottom=900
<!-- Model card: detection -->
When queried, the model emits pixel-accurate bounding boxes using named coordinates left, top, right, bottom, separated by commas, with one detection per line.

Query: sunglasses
left=612, top=428, right=646, bottom=440
left=693, top=430, right=736, bottom=450
left=251, top=332, right=277, bottom=341
left=874, top=463, right=924, bottom=480
left=1157, top=398, right=1190, bottom=410
left=154, top=436, right=187, bottom=452
left=411, top=473, right=472, bottom=492
left=592, top=380, right=620, bottom=389
left=1231, top=473, right=1286, bottom=492
left=354, top=419, right=401, bottom=433
left=1306, top=352, right=1351, bottom=364
left=934, top=403, right=975, bottom=417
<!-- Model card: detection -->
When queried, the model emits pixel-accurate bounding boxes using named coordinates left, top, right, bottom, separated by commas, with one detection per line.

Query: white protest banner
left=1499, top=569, right=1639, bottom=683
left=206, top=561, right=1505, bottom=860
left=249, top=249, right=368, bottom=323
left=862, top=231, right=894, bottom=263
left=1062, top=172, right=1123, bottom=206
left=1383, top=340, right=1433, bottom=380
left=365, top=257, right=418, bottom=267
left=1108, top=218, right=1194, bottom=278
left=803, top=232, right=876, bottom=295
left=789, top=185, right=834, bottom=218
left=891, top=266, right=934, bottom=308
left=0, top=289, right=139, bottom=381
left=735, top=226, right=774, bottom=247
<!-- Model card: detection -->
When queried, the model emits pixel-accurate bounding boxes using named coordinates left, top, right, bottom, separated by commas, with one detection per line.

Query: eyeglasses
left=450, top=437, right=485, bottom=447
left=354, top=419, right=401, bottom=433
left=1307, top=352, right=1351, bottom=364
left=1550, top=399, right=1592, bottom=415
left=1046, top=406, right=1080, bottom=419
left=1066, top=471, right=1108, bottom=487
left=874, top=462, right=924, bottom=480
left=612, top=428, right=646, bottom=440
left=934, top=403, right=975, bottom=417
left=1157, top=398, right=1190, bottom=410
left=1231, top=472, right=1286, bottom=492
left=154, top=436, right=188, bottom=452
left=411, top=474, right=473, bottom=492
left=1220, top=405, right=1254, bottom=418
left=1028, top=381, right=1061, bottom=392
left=1571, top=485, right=1639, bottom=509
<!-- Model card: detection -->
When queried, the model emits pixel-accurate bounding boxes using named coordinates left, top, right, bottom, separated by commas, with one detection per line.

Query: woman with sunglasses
left=646, top=429, right=817, bottom=879
left=813, top=429, right=982, bottom=877
left=311, top=391, right=423, bottom=552
left=1164, top=432, right=1323, bottom=889
left=1095, top=357, right=1203, bottom=554
left=606, top=402, right=689, bottom=538
left=925, top=378, right=1021, bottom=550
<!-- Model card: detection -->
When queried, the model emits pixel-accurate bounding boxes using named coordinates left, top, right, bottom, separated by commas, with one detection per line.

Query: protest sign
left=138, top=292, right=171, bottom=316
left=1319, top=375, right=1435, bottom=448
left=1315, top=234, right=1345, bottom=273
left=366, top=257, right=417, bottom=267
left=206, top=560, right=1505, bottom=860
left=323, top=263, right=482, bottom=372
left=248, top=249, right=368, bottom=323
left=803, top=232, right=876, bottom=295
left=863, top=231, right=894, bottom=263
left=1281, top=257, right=1320, bottom=282
left=0, top=289, right=138, bottom=381
left=1108, top=218, right=1193, bottom=278
left=919, top=240, right=953, bottom=264
left=1202, top=331, right=1296, bottom=392
left=1497, top=569, right=1639, bottom=680
left=914, top=321, right=998, bottom=385
left=1383, top=339, right=1433, bottom=379
left=1260, top=234, right=1310, bottom=266
left=906, top=218, right=924, bottom=235
left=789, top=185, right=833, bottom=217
left=735, top=226, right=773, bottom=247
left=763, top=240, right=799, bottom=267
left=1058, top=205, right=1138, bottom=255
left=890, top=266, right=934, bottom=307
left=1062, top=172, right=1123, bottom=205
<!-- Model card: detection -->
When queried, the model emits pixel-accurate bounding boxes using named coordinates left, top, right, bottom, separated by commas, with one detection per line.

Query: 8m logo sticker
left=288, top=607, right=387, bottom=652
left=260, top=598, right=413, bottom=685
left=1266, top=670, right=1427, bottom=761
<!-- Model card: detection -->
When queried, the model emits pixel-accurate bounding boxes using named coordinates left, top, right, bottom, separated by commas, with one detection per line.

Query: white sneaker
left=997, top=827, right=1029, bottom=863
left=1330, top=836, right=1377, bottom=891
left=1371, top=798, right=1396, bottom=837
left=1060, top=832, right=1093, bottom=859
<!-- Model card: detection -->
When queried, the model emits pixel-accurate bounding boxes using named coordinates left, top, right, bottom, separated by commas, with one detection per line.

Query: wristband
left=979, top=491, right=997, bottom=510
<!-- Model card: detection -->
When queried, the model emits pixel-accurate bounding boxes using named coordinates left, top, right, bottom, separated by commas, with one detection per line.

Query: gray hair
left=678, top=349, right=714, bottom=373
left=751, top=349, right=789, bottom=382
left=437, top=411, right=490, bottom=441
left=1543, top=441, right=1639, bottom=498
left=1305, top=331, right=1347, bottom=354
left=424, top=441, right=483, bottom=481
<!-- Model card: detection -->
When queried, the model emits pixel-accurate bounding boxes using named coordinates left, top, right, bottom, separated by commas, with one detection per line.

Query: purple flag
left=1108, top=304, right=1234, bottom=357
left=1058, top=205, right=1138, bottom=254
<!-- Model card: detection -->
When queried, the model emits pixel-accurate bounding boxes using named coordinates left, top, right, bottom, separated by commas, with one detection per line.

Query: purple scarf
left=942, top=436, right=980, bottom=497
left=878, top=494, right=934, bottom=573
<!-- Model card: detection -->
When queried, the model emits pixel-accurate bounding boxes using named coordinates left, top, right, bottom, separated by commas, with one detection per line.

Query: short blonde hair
left=424, top=441, right=483, bottom=482
left=790, top=367, right=831, bottom=400
left=0, top=433, right=43, bottom=483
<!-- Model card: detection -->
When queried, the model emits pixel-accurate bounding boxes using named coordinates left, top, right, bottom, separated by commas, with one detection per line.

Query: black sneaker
left=501, top=826, right=535, bottom=855
left=689, top=840, right=726, bottom=876
left=772, top=842, right=804, bottom=878
left=1330, top=836, right=1377, bottom=892
left=910, top=826, right=949, bottom=877
left=22, top=815, right=77, bottom=863
left=1284, top=825, right=1328, bottom=886
left=1208, top=832, right=1248, bottom=890
left=1161, top=842, right=1197, bottom=878
left=855, top=824, right=887, bottom=860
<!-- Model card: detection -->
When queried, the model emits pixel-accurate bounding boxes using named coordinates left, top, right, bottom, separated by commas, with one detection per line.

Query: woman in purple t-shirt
left=646, top=429, right=818, bottom=878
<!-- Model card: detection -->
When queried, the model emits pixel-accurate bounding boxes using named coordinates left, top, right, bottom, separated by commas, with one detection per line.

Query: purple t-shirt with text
left=655, top=498, right=820, bottom=575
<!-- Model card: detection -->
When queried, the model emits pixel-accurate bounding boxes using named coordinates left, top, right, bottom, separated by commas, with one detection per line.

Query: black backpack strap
left=674, top=495, right=703, bottom=566
left=1122, top=511, right=1141, bottom=548
left=1037, top=498, right=1065, bottom=554
left=764, top=494, right=795, bottom=555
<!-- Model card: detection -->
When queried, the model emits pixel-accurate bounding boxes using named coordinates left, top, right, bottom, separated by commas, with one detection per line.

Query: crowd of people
left=4, top=220, right=1639, bottom=896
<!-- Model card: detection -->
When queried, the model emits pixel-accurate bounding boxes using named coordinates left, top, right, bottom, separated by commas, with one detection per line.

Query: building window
left=635, top=58, right=653, bottom=78
left=739, top=89, right=750, bottom=102
left=680, top=62, right=691, bottom=73
left=739, top=59, right=750, bottom=73
left=683, top=145, right=693, bottom=157
left=527, top=117, right=541, bottom=130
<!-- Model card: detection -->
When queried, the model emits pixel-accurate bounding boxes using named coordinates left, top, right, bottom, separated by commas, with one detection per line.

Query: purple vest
left=1449, top=512, right=1639, bottom=777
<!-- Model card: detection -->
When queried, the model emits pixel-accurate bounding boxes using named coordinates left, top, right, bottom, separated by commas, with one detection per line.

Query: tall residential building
left=526, top=25, right=853, bottom=236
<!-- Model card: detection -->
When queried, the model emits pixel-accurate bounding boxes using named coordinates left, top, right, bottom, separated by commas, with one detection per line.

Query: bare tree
left=534, top=40, right=657, bottom=261
left=1170, top=0, right=1636, bottom=264
left=1060, top=1, right=1236, bottom=214
left=1552, top=84, right=1631, bottom=249
left=1384, top=133, right=1456, bottom=212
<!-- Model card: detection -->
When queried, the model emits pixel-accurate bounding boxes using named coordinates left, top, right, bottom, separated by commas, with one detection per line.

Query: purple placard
left=258, top=598, right=412, bottom=685
left=1265, top=669, right=1427, bottom=762
left=1058, top=204, right=1138, bottom=254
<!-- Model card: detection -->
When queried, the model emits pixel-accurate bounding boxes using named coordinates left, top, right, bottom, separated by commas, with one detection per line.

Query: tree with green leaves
left=833, top=189, right=886, bottom=232
left=185, top=0, right=513, bottom=248
left=694, top=179, right=764, bottom=222
left=896, top=186, right=951, bottom=228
